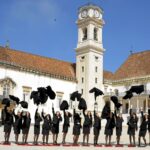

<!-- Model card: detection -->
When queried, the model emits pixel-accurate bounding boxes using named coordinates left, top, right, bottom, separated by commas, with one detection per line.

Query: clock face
left=81, top=10, right=87, bottom=18
left=94, top=10, right=100, bottom=18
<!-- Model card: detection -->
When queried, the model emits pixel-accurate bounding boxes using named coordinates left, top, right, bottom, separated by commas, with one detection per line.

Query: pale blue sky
left=0, top=0, right=150, bottom=73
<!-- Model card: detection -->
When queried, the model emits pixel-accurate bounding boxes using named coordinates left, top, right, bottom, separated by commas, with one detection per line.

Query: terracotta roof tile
left=1, top=46, right=149, bottom=82
left=103, top=70, right=114, bottom=80
left=0, top=46, right=76, bottom=81
left=113, top=50, right=150, bottom=80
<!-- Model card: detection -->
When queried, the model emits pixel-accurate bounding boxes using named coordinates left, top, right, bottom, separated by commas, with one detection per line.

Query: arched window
left=94, top=28, right=98, bottom=41
left=82, top=28, right=87, bottom=41
left=3, top=84, right=10, bottom=98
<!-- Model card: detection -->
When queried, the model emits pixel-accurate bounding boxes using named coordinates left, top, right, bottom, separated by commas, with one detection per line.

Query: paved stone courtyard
left=0, top=124, right=149, bottom=150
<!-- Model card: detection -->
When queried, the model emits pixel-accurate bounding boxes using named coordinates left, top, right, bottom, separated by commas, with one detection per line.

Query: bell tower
left=76, top=4, right=105, bottom=111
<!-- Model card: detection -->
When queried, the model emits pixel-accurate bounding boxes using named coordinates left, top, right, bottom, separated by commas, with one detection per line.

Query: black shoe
left=62, top=141, right=65, bottom=144
left=54, top=141, right=57, bottom=145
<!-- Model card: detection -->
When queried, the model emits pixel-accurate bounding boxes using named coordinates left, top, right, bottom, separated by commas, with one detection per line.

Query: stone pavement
left=0, top=125, right=149, bottom=150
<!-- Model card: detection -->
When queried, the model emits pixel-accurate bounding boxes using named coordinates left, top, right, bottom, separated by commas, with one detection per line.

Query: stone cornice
left=76, top=17, right=104, bottom=28
left=76, top=44, right=104, bottom=55
left=0, top=61, right=77, bottom=83
left=104, top=76, right=150, bottom=86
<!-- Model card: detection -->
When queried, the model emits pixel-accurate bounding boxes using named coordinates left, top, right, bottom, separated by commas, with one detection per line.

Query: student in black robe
left=41, top=111, right=51, bottom=144
left=148, top=114, right=150, bottom=145
left=138, top=111, right=148, bottom=146
left=51, top=107, right=62, bottom=144
left=1, top=106, right=7, bottom=125
left=82, top=109, right=92, bottom=145
left=22, top=112, right=31, bottom=144
left=13, top=110, right=22, bottom=144
left=115, top=111, right=124, bottom=145
left=93, top=110, right=101, bottom=146
left=3, top=107, right=13, bottom=144
left=148, top=116, right=150, bottom=145
left=127, top=110, right=138, bottom=145
left=33, top=109, right=42, bottom=145
left=104, top=112, right=116, bottom=145
left=62, top=110, right=72, bottom=144
left=73, top=108, right=82, bottom=145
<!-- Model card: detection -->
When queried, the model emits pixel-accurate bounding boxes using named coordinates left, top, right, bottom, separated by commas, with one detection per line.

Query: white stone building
left=0, top=4, right=150, bottom=123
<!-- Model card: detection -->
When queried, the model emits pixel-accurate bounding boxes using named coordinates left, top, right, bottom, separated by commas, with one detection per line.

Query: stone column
left=137, top=96, right=139, bottom=113
left=128, top=100, right=131, bottom=114
left=146, top=96, right=148, bottom=113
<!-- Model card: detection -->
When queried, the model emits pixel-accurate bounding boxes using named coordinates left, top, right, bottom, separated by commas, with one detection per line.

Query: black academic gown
left=139, top=111, right=148, bottom=137
left=22, top=114, right=31, bottom=134
left=51, top=107, right=62, bottom=134
left=83, top=110, right=92, bottom=134
left=73, top=109, right=82, bottom=135
left=93, top=110, right=101, bottom=135
left=62, top=110, right=71, bottom=133
left=104, top=115, right=116, bottom=136
left=115, top=117, right=124, bottom=136
left=148, top=115, right=150, bottom=132
left=4, top=107, right=13, bottom=133
left=34, top=109, right=42, bottom=135
left=13, top=110, right=22, bottom=134
left=1, top=107, right=6, bottom=125
left=42, top=112, right=51, bottom=135
left=127, top=117, right=137, bottom=135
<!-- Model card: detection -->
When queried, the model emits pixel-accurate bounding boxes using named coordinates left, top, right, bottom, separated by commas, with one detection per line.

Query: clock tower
left=76, top=4, right=105, bottom=111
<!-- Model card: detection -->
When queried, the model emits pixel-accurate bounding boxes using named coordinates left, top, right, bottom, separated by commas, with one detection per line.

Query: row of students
left=2, top=106, right=150, bottom=146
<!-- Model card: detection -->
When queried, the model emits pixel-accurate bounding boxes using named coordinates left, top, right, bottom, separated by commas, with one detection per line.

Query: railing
left=104, top=90, right=150, bottom=97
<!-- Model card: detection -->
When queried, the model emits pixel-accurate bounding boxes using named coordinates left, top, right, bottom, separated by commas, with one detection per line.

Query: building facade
left=0, top=3, right=150, bottom=123
left=76, top=5, right=105, bottom=111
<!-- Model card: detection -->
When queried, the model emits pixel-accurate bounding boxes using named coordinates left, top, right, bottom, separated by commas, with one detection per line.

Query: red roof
left=0, top=46, right=76, bottom=81
left=1, top=46, right=149, bottom=82
left=113, top=50, right=150, bottom=80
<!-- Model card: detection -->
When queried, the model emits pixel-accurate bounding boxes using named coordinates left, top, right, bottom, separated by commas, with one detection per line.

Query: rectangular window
left=22, top=86, right=32, bottom=102
left=23, top=91, right=30, bottom=102
left=94, top=28, right=98, bottom=41
left=56, top=92, right=64, bottom=108
left=82, top=77, right=84, bottom=83
left=57, top=96, right=62, bottom=108
left=82, top=28, right=87, bottom=41
left=81, top=89, right=83, bottom=94
left=95, top=66, right=98, bottom=72
left=3, top=84, right=10, bottom=98
left=95, top=78, right=98, bottom=83
left=82, top=66, right=84, bottom=72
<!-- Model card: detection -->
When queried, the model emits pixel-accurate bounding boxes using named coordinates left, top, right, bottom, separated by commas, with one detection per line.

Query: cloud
left=9, top=0, right=59, bottom=25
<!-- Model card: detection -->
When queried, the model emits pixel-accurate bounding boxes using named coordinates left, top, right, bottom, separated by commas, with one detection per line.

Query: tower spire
left=76, top=4, right=105, bottom=111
